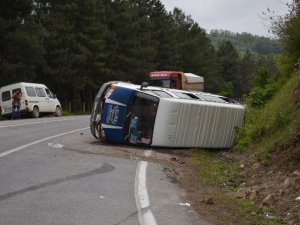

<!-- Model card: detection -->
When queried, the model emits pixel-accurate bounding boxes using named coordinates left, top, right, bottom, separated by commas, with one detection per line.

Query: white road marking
left=48, top=143, right=64, bottom=149
left=0, top=127, right=89, bottom=158
left=0, top=118, right=76, bottom=128
left=135, top=150, right=157, bottom=225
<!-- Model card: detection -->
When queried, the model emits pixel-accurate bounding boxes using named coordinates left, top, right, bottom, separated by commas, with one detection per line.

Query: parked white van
left=0, top=82, right=62, bottom=118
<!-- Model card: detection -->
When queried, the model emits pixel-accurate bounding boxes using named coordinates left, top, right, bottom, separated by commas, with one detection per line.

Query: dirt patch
left=166, top=147, right=300, bottom=225
left=163, top=150, right=248, bottom=225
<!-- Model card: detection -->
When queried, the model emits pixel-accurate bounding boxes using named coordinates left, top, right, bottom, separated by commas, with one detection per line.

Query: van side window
left=35, top=88, right=46, bottom=97
left=45, top=88, right=53, bottom=98
left=1, top=91, right=11, bottom=101
left=26, top=87, right=37, bottom=97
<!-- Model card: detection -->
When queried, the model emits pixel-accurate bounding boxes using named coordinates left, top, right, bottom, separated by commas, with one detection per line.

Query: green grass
left=192, top=150, right=239, bottom=185
left=191, top=150, right=283, bottom=225
left=190, top=73, right=300, bottom=224
left=235, top=72, right=300, bottom=162
left=240, top=201, right=282, bottom=225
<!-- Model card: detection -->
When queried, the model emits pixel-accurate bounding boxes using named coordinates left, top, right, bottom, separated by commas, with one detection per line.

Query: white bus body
left=152, top=98, right=244, bottom=148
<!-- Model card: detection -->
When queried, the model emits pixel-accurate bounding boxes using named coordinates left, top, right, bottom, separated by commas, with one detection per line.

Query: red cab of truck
left=148, top=71, right=204, bottom=91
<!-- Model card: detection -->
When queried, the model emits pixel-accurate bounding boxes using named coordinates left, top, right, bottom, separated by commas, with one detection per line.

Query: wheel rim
left=33, top=107, right=39, bottom=118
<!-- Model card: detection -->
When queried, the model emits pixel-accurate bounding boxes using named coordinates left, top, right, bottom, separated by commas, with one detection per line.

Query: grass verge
left=235, top=73, right=300, bottom=162
left=191, top=150, right=283, bottom=225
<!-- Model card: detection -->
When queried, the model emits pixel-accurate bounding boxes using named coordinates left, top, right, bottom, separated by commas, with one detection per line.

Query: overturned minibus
left=90, top=81, right=245, bottom=148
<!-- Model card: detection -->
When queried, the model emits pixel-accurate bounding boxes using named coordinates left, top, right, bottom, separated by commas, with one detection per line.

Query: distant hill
left=208, top=29, right=281, bottom=56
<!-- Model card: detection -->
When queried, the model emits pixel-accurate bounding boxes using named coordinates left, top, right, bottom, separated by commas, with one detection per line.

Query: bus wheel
left=32, top=106, right=39, bottom=118
left=97, top=123, right=105, bottom=141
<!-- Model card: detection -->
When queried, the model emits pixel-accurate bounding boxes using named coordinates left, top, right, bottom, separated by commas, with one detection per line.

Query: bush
left=247, top=66, right=279, bottom=108
left=248, top=82, right=279, bottom=107
left=235, top=73, right=300, bottom=156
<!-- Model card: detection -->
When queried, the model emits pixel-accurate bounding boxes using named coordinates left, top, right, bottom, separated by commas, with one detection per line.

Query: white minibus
left=90, top=81, right=245, bottom=148
left=0, top=82, right=62, bottom=118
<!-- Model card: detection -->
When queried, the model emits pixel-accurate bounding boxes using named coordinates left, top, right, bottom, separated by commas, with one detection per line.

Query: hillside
left=208, top=29, right=281, bottom=56
left=178, top=71, right=300, bottom=225
left=233, top=71, right=300, bottom=224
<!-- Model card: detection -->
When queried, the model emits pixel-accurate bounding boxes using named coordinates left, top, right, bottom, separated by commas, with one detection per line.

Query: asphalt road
left=0, top=115, right=209, bottom=225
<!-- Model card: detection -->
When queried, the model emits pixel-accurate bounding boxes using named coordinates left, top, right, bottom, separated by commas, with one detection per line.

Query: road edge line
left=135, top=151, right=157, bottom=225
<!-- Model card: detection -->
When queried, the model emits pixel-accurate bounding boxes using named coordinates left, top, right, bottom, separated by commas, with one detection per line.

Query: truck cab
left=148, top=71, right=182, bottom=89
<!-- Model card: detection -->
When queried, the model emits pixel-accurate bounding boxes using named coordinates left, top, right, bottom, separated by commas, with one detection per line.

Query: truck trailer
left=148, top=71, right=204, bottom=91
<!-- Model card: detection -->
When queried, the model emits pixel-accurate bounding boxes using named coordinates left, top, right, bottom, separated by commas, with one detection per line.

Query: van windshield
left=45, top=88, right=54, bottom=98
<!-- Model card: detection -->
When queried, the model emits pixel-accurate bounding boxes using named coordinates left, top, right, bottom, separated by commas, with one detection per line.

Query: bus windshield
left=90, top=82, right=160, bottom=146
left=126, top=92, right=159, bottom=145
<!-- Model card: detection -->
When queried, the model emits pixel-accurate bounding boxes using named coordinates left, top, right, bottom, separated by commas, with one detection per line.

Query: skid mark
left=0, top=163, right=114, bottom=202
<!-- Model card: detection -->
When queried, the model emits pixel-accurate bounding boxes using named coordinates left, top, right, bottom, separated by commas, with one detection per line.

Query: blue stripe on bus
left=102, top=86, right=135, bottom=143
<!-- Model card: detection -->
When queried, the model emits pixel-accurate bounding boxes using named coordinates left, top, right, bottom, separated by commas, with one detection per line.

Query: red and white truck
left=148, top=71, right=204, bottom=91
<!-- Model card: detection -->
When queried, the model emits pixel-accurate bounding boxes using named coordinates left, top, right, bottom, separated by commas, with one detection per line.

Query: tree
left=248, top=67, right=278, bottom=107
left=209, top=29, right=281, bottom=56
left=169, top=8, right=222, bottom=93
left=148, top=0, right=176, bottom=70
left=239, top=50, right=255, bottom=94
left=102, top=0, right=158, bottom=84
left=270, top=0, right=300, bottom=74
left=0, top=0, right=270, bottom=112
left=0, top=0, right=44, bottom=87
left=217, top=40, right=240, bottom=97
left=219, top=82, right=233, bottom=98
left=34, top=0, right=109, bottom=110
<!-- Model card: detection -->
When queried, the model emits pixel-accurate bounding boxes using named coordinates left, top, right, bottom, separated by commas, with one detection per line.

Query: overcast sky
left=160, top=0, right=293, bottom=37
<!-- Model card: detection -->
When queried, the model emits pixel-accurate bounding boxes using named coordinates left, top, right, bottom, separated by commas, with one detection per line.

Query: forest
left=0, top=0, right=279, bottom=111
left=208, top=29, right=281, bottom=56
